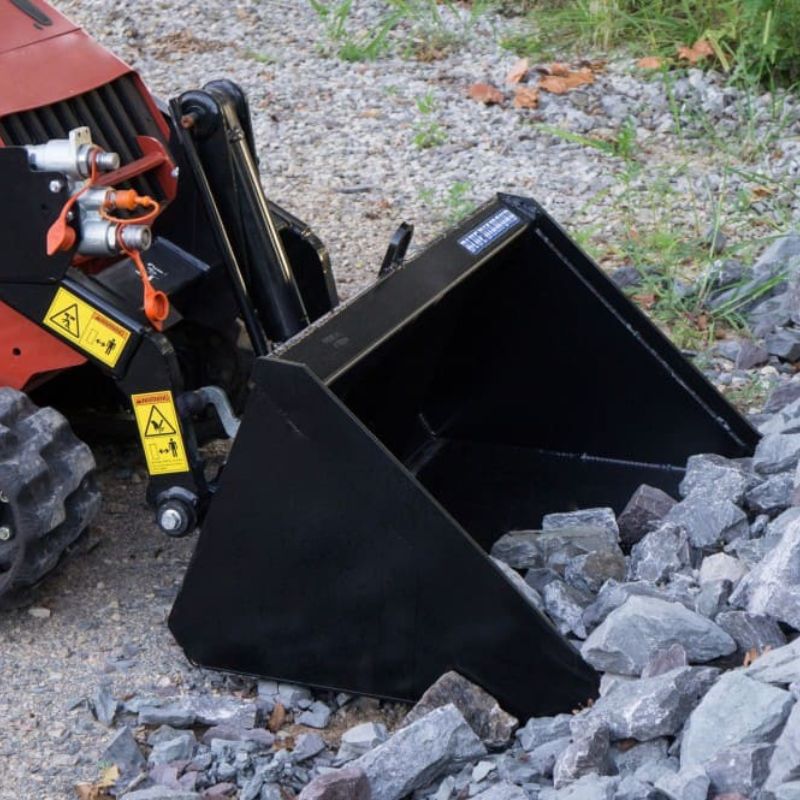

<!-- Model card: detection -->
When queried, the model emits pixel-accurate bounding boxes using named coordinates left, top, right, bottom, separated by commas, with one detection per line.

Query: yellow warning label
left=131, top=391, right=190, bottom=476
left=43, top=287, right=131, bottom=368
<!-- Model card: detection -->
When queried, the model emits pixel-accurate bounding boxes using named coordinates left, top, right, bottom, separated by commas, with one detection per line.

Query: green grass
left=309, top=0, right=495, bottom=62
left=504, top=0, right=800, bottom=86
left=540, top=117, right=639, bottom=160
left=309, top=0, right=400, bottom=61
left=444, top=180, right=476, bottom=222
left=412, top=91, right=448, bottom=148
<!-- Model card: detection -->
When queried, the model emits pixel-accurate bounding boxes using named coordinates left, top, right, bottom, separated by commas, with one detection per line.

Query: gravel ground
left=1, top=1, right=799, bottom=798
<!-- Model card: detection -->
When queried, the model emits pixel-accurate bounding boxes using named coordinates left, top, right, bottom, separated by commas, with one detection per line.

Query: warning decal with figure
left=131, top=391, right=190, bottom=475
left=43, top=287, right=131, bottom=368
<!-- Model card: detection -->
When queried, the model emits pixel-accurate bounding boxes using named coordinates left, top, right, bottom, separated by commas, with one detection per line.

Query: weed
left=417, top=182, right=476, bottom=223
left=412, top=91, right=448, bottom=148
left=444, top=181, right=476, bottom=223
left=243, top=50, right=275, bottom=64
left=309, top=0, right=400, bottom=62
left=418, top=187, right=436, bottom=205
left=539, top=118, right=638, bottom=161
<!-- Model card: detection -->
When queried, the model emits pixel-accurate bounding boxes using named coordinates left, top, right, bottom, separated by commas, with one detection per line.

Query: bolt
left=158, top=507, right=184, bottom=533
left=0, top=491, right=7, bottom=503
left=49, top=179, right=64, bottom=194
left=0, top=526, right=12, bottom=542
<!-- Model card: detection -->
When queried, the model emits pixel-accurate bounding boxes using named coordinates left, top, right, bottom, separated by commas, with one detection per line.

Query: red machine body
left=0, top=0, right=175, bottom=389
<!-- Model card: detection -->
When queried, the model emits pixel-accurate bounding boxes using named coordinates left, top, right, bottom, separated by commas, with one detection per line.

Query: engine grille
left=0, top=74, right=165, bottom=200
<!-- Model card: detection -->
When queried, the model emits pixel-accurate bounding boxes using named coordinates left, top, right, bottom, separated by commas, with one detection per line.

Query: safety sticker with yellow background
left=43, top=287, right=131, bottom=368
left=131, top=391, right=190, bottom=476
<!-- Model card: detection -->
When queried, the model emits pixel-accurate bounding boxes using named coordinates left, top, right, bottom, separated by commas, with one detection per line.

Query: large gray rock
left=102, top=727, right=146, bottom=785
left=582, top=581, right=695, bottom=632
left=564, top=551, right=626, bottom=595
left=294, top=732, right=326, bottom=762
left=351, top=704, right=486, bottom=800
left=297, top=766, right=371, bottom=800
left=654, top=764, right=709, bottom=800
left=641, top=643, right=689, bottom=678
left=754, top=434, right=800, bottom=475
left=694, top=579, right=732, bottom=619
left=297, top=700, right=332, bottom=729
left=588, top=666, right=718, bottom=741
left=542, top=508, right=619, bottom=538
left=765, top=381, right=800, bottom=414
left=663, top=493, right=749, bottom=549
left=336, top=722, right=388, bottom=762
left=766, top=702, right=800, bottom=791
left=777, top=781, right=800, bottom=800
left=735, top=516, right=800, bottom=628
left=186, top=696, right=257, bottom=728
left=745, top=638, right=800, bottom=686
left=614, top=775, right=657, bottom=800
left=617, top=485, right=677, bottom=547
left=704, top=742, right=773, bottom=796
left=534, top=527, right=622, bottom=574
left=760, top=395, right=800, bottom=436
left=629, top=524, right=692, bottom=582
left=715, top=610, right=787, bottom=654
left=768, top=507, right=800, bottom=539
left=612, top=738, right=668, bottom=774
left=490, top=531, right=542, bottom=570
left=698, top=553, right=748, bottom=587
left=543, top=579, right=592, bottom=639
left=746, top=472, right=794, bottom=515
left=527, top=736, right=572, bottom=777
left=524, top=567, right=561, bottom=594
left=553, top=774, right=619, bottom=800
left=138, top=704, right=196, bottom=728
left=634, top=755, right=679, bottom=786
left=679, top=453, right=750, bottom=504
left=148, top=732, right=195, bottom=766
left=581, top=596, right=736, bottom=675
left=516, top=714, right=572, bottom=752
left=681, top=671, right=794, bottom=767
left=552, top=717, right=614, bottom=788
left=403, top=671, right=518, bottom=749
left=471, top=783, right=527, bottom=800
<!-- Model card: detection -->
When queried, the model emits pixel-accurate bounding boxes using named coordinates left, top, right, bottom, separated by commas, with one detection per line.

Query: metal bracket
left=379, top=222, right=414, bottom=278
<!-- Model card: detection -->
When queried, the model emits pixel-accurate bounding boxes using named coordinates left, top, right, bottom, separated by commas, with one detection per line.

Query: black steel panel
left=170, top=359, right=599, bottom=718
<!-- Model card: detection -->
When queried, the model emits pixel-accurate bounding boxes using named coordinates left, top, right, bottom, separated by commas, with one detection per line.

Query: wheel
left=0, top=387, right=101, bottom=602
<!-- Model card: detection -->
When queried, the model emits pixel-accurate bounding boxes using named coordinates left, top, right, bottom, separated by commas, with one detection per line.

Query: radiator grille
left=0, top=75, right=165, bottom=199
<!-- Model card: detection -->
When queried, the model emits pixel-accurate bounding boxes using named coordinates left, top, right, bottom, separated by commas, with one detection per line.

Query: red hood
left=0, top=0, right=132, bottom=117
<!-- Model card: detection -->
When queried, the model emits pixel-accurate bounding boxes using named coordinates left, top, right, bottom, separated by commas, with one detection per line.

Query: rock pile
left=84, top=305, right=800, bottom=799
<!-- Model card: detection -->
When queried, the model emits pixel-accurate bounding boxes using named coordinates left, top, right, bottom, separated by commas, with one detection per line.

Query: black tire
left=0, top=387, right=101, bottom=601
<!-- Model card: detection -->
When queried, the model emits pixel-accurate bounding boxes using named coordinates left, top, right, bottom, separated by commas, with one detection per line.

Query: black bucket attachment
left=169, top=195, right=758, bottom=719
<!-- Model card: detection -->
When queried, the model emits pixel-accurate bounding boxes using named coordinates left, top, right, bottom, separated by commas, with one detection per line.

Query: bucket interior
left=329, top=227, right=737, bottom=551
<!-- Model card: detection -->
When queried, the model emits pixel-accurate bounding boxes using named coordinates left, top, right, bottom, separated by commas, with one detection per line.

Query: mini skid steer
left=0, top=0, right=759, bottom=718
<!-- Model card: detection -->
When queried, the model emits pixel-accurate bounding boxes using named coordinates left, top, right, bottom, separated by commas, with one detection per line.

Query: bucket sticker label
left=43, top=287, right=131, bottom=368
left=458, top=208, right=522, bottom=256
left=131, top=391, right=190, bottom=475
